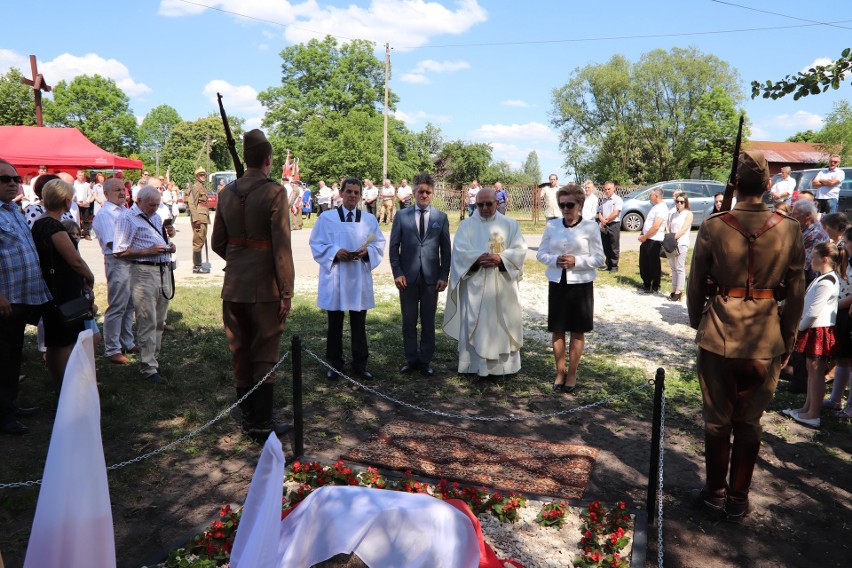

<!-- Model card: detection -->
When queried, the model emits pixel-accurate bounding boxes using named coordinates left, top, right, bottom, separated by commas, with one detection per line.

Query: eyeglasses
left=476, top=202, right=494, bottom=208
left=558, top=202, right=577, bottom=209
left=0, top=175, right=23, bottom=184
left=675, top=200, right=685, bottom=204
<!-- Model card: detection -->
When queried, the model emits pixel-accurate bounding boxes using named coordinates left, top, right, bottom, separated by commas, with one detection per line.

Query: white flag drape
left=230, top=433, right=286, bottom=568
left=24, top=330, right=116, bottom=568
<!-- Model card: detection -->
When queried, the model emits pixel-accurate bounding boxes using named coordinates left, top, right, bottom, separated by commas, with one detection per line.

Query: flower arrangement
left=535, top=500, right=569, bottom=529
left=163, top=462, right=628, bottom=567
left=574, top=500, right=632, bottom=568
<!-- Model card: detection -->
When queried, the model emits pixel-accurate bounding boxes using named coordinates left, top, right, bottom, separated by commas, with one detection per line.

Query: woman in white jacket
left=785, top=242, right=840, bottom=428
left=536, top=184, right=605, bottom=393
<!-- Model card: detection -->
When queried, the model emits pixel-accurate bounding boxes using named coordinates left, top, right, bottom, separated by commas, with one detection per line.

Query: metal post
left=646, top=367, right=665, bottom=521
left=382, top=43, right=389, bottom=181
left=292, top=335, right=304, bottom=459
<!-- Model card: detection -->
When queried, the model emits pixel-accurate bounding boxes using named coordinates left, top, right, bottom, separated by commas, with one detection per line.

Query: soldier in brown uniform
left=211, top=129, right=295, bottom=440
left=687, top=150, right=805, bottom=521
left=188, top=167, right=211, bottom=274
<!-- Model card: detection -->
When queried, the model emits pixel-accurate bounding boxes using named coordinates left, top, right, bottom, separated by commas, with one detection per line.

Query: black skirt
left=547, top=279, right=594, bottom=333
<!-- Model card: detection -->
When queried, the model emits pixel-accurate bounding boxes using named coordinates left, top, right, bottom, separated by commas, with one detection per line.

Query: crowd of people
left=3, top=138, right=852, bottom=534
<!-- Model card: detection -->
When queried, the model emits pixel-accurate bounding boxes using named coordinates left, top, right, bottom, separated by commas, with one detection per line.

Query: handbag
left=45, top=223, right=93, bottom=326
left=56, top=294, right=93, bottom=326
left=661, top=213, right=678, bottom=254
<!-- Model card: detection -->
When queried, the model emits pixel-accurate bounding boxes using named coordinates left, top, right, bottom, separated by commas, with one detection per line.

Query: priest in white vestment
left=443, top=189, right=527, bottom=376
left=310, top=178, right=386, bottom=380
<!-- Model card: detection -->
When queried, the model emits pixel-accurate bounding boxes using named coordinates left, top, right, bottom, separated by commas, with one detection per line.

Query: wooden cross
left=19, top=55, right=51, bottom=127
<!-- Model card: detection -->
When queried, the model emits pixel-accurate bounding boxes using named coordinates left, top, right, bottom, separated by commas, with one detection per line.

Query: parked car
left=207, top=171, right=236, bottom=211
left=619, top=179, right=726, bottom=231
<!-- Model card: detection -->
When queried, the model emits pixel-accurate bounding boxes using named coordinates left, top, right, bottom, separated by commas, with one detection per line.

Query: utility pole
left=383, top=42, right=390, bottom=181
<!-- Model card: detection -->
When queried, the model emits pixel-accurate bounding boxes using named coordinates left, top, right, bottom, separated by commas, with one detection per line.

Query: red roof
left=743, top=140, right=826, bottom=164
left=0, top=126, right=142, bottom=171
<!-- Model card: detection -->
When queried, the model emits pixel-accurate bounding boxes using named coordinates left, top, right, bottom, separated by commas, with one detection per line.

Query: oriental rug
left=342, top=419, right=599, bottom=500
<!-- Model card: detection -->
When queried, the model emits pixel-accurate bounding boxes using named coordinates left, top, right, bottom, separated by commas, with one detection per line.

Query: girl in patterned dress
left=825, top=228, right=852, bottom=418
left=786, top=242, right=841, bottom=427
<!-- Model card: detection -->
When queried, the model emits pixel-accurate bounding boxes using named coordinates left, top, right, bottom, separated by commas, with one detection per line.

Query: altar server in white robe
left=443, top=188, right=527, bottom=376
left=310, top=178, right=386, bottom=381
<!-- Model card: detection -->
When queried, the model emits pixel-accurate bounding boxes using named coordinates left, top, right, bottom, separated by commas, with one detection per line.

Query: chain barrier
left=656, top=387, right=667, bottom=568
left=0, top=352, right=290, bottom=490
left=302, top=346, right=650, bottom=422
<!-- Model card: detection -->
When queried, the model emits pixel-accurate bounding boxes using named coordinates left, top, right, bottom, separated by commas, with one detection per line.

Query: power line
left=710, top=0, right=852, bottom=32
left=175, top=0, right=851, bottom=51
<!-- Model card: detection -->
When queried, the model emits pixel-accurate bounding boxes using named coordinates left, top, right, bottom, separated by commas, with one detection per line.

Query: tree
left=0, top=68, right=36, bottom=126
left=436, top=141, right=492, bottom=188
left=259, top=36, right=397, bottom=138
left=287, top=109, right=429, bottom=184
left=685, top=86, right=746, bottom=182
left=522, top=151, right=542, bottom=184
left=480, top=160, right=532, bottom=185
left=161, top=115, right=245, bottom=187
left=139, top=105, right=181, bottom=151
left=43, top=74, right=139, bottom=155
left=787, top=130, right=819, bottom=143
left=751, top=48, right=852, bottom=100
left=813, top=100, right=852, bottom=165
left=551, top=48, right=742, bottom=184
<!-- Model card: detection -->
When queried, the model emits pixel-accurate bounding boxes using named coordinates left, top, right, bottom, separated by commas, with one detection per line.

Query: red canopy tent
left=0, top=126, right=143, bottom=178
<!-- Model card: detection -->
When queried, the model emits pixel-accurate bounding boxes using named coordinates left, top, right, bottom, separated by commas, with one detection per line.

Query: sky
left=2, top=0, right=851, bottom=182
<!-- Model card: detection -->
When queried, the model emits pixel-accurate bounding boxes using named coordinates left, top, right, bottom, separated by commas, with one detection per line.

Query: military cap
left=737, top=150, right=770, bottom=190
left=243, top=129, right=271, bottom=152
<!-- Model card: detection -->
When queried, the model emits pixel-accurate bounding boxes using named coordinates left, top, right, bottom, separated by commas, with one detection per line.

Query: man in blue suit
left=389, top=173, right=452, bottom=376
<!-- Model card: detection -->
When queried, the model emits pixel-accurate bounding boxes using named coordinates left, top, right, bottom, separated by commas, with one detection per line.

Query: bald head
left=475, top=188, right=498, bottom=219
left=103, top=178, right=125, bottom=206
left=146, top=177, right=163, bottom=190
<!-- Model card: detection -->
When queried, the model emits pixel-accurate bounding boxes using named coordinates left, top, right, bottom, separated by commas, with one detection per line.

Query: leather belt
left=718, top=286, right=775, bottom=299
left=133, top=261, right=168, bottom=266
left=228, top=237, right=272, bottom=250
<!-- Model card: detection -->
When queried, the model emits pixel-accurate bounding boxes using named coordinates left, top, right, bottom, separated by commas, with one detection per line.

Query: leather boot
left=247, top=383, right=290, bottom=440
left=726, top=423, right=760, bottom=517
left=703, top=429, right=731, bottom=503
left=235, top=387, right=253, bottom=432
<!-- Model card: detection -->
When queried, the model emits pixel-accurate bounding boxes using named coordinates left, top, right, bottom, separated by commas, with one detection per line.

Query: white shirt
left=363, top=185, right=378, bottom=201
left=397, top=184, right=412, bottom=203
left=799, top=271, right=839, bottom=330
left=582, top=192, right=599, bottom=221
left=598, top=194, right=623, bottom=223
left=467, top=186, right=479, bottom=205
left=73, top=180, right=92, bottom=204
left=643, top=201, right=669, bottom=242
left=814, top=167, right=845, bottom=200
left=91, top=201, right=123, bottom=255
left=668, top=208, right=692, bottom=247
left=415, top=206, right=431, bottom=234
left=317, top=186, right=331, bottom=205
left=770, top=176, right=796, bottom=202
left=537, top=218, right=605, bottom=284
left=381, top=185, right=396, bottom=200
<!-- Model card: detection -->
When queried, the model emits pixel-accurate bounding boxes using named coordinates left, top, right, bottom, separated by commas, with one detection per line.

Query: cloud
left=0, top=49, right=29, bottom=73
left=771, top=110, right=824, bottom=131
left=801, top=57, right=834, bottom=73
left=44, top=53, right=151, bottom=97
left=501, top=99, right=529, bottom=108
left=393, top=109, right=450, bottom=125
left=158, top=0, right=487, bottom=50
left=203, top=79, right=265, bottom=118
left=401, top=73, right=430, bottom=84
left=412, top=59, right=470, bottom=73
left=469, top=121, right=559, bottom=143
left=0, top=50, right=151, bottom=98
left=258, top=43, right=270, bottom=51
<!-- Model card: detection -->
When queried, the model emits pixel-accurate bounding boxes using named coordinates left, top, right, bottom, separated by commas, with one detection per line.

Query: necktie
left=346, top=211, right=353, bottom=222
left=418, top=208, right=425, bottom=239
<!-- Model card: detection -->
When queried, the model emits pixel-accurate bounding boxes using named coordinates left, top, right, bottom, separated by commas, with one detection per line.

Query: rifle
left=720, top=114, right=745, bottom=212
left=216, top=92, right=244, bottom=179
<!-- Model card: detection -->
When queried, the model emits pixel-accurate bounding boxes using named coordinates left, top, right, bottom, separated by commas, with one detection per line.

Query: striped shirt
left=0, top=201, right=51, bottom=305
left=112, top=204, right=172, bottom=263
